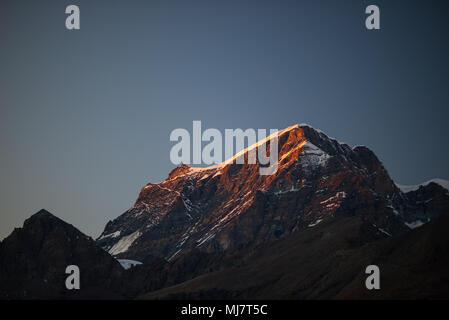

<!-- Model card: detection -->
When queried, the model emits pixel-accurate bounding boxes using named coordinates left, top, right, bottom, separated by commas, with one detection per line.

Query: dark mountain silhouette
left=0, top=210, right=124, bottom=299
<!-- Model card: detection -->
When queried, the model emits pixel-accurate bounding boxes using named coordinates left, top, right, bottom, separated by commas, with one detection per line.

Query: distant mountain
left=396, top=178, right=449, bottom=193
left=0, top=210, right=124, bottom=299
left=395, top=180, right=449, bottom=229
left=97, top=124, right=449, bottom=262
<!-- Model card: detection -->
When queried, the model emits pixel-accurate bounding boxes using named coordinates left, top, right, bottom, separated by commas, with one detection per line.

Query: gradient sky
left=1, top=0, right=448, bottom=240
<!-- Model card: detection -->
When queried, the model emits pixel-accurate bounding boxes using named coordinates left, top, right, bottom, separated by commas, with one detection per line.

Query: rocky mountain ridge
left=97, top=124, right=449, bottom=262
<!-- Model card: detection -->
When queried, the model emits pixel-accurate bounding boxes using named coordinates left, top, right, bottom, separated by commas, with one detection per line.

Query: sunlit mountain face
left=96, top=124, right=448, bottom=263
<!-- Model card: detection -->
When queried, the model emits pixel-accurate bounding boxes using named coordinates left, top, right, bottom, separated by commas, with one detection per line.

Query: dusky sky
left=1, top=0, right=448, bottom=239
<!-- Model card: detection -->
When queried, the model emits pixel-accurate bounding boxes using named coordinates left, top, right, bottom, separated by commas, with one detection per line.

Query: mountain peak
left=32, top=208, right=55, bottom=218
left=99, top=123, right=417, bottom=261
left=23, top=209, right=64, bottom=228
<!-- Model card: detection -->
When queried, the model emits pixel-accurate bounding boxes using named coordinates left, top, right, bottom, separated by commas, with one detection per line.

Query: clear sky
left=1, top=0, right=448, bottom=240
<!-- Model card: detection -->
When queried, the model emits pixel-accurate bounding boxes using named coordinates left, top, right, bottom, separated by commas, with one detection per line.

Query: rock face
left=97, top=124, right=448, bottom=262
left=0, top=210, right=124, bottom=299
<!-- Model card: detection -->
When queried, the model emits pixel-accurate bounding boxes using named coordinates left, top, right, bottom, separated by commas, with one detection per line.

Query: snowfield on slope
left=108, top=230, right=142, bottom=255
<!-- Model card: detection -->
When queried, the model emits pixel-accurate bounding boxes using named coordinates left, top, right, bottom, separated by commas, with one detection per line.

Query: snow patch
left=117, top=259, right=142, bottom=270
left=167, top=249, right=182, bottom=262
left=196, top=233, right=216, bottom=247
left=320, top=192, right=346, bottom=205
left=301, top=142, right=330, bottom=169
left=308, top=219, right=323, bottom=227
left=378, top=228, right=392, bottom=237
left=98, top=230, right=121, bottom=240
left=275, top=185, right=302, bottom=195
left=405, top=220, right=427, bottom=229
left=108, top=230, right=142, bottom=256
